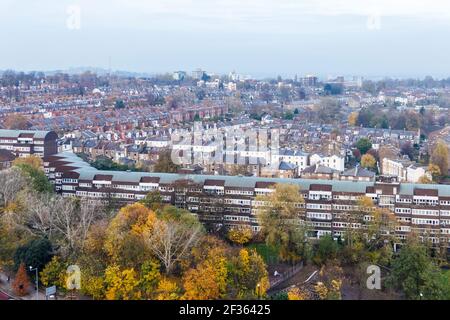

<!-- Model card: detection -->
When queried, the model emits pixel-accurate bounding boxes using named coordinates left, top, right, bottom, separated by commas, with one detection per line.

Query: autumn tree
left=12, top=262, right=31, bottom=296
left=428, top=163, right=442, bottom=182
left=4, top=114, right=30, bottom=130
left=418, top=175, right=432, bottom=184
left=40, top=256, right=67, bottom=289
left=104, top=264, right=141, bottom=300
left=145, top=207, right=203, bottom=274
left=182, top=247, right=228, bottom=300
left=430, top=140, right=449, bottom=178
left=361, top=153, right=377, bottom=169
left=257, top=184, right=311, bottom=263
left=348, top=112, right=358, bottom=126
left=287, top=286, right=309, bottom=300
left=104, top=203, right=156, bottom=268
left=227, top=227, right=253, bottom=246
left=314, top=263, right=343, bottom=300
left=228, top=248, right=269, bottom=299
left=139, top=259, right=161, bottom=298
left=12, top=155, right=43, bottom=170
left=155, top=277, right=180, bottom=300
left=154, top=149, right=179, bottom=173
left=341, top=196, right=396, bottom=265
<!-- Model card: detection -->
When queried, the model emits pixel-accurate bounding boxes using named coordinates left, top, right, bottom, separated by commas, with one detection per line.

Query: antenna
left=108, top=56, right=112, bottom=78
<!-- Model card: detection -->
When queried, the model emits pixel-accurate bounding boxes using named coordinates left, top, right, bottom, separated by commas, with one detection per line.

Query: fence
left=269, top=262, right=304, bottom=290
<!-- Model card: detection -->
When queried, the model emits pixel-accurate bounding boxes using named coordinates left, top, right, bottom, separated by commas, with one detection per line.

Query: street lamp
left=256, top=283, right=261, bottom=299
left=419, top=292, right=423, bottom=300
left=29, top=266, right=39, bottom=300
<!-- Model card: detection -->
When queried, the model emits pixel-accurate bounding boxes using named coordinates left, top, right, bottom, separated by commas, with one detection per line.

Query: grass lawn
left=247, top=243, right=280, bottom=264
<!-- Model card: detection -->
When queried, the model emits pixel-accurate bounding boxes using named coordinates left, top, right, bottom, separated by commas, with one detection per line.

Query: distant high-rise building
left=300, top=75, right=318, bottom=87
left=173, top=71, right=186, bottom=81
left=192, top=68, right=206, bottom=80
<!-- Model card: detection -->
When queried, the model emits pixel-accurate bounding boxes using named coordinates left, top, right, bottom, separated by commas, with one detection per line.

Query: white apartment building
left=310, top=153, right=345, bottom=172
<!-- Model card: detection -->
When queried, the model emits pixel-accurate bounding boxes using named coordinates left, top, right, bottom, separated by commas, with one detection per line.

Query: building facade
left=0, top=129, right=58, bottom=158
left=44, top=152, right=450, bottom=247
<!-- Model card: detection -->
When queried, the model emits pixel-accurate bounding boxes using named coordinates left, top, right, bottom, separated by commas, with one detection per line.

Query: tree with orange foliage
left=287, top=286, right=310, bottom=300
left=12, top=262, right=31, bottom=296
left=4, top=114, right=30, bottom=130
left=182, top=248, right=228, bottom=300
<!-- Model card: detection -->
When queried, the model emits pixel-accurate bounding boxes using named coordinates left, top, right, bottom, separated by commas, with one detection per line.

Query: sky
left=1, top=0, right=450, bottom=79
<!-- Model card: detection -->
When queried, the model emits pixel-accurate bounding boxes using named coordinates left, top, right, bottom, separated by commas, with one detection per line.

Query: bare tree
left=145, top=219, right=202, bottom=274
left=16, top=193, right=106, bottom=256
left=0, top=167, right=27, bottom=207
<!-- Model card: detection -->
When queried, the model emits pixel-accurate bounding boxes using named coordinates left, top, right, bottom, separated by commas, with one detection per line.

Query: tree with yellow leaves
left=182, top=247, right=228, bottom=300
left=12, top=155, right=43, bottom=170
left=227, top=227, right=253, bottom=246
left=361, top=153, right=376, bottom=169
left=229, top=248, right=269, bottom=299
left=418, top=175, right=432, bottom=184
left=104, top=203, right=156, bottom=268
left=40, top=256, right=67, bottom=290
left=427, top=163, right=441, bottom=182
left=314, top=263, right=343, bottom=300
left=155, top=277, right=180, bottom=300
left=257, top=184, right=311, bottom=263
left=348, top=112, right=358, bottom=126
left=287, top=286, right=309, bottom=300
left=314, top=279, right=342, bottom=300
left=139, top=259, right=161, bottom=298
left=104, top=264, right=141, bottom=300
left=430, top=140, right=449, bottom=178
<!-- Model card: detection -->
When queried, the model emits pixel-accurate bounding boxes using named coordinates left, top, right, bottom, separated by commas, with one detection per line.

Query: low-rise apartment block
left=44, top=152, right=450, bottom=247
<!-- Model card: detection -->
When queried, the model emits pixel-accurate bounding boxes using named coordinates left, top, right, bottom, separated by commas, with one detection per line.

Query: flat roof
left=51, top=152, right=450, bottom=196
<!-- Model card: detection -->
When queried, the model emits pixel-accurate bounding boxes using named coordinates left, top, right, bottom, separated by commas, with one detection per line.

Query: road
left=0, top=272, right=46, bottom=300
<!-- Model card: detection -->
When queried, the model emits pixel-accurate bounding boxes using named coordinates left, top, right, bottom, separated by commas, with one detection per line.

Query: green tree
left=139, top=191, right=163, bottom=211
left=13, top=238, right=53, bottom=272
left=313, top=234, right=339, bottom=265
left=387, top=237, right=448, bottom=299
left=356, top=138, right=372, bottom=156
left=139, top=259, right=162, bottom=298
left=15, top=163, right=53, bottom=193
left=114, top=99, right=125, bottom=109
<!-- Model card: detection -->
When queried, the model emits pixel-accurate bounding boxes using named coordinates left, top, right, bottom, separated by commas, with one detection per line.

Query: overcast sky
left=1, top=0, right=450, bottom=79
